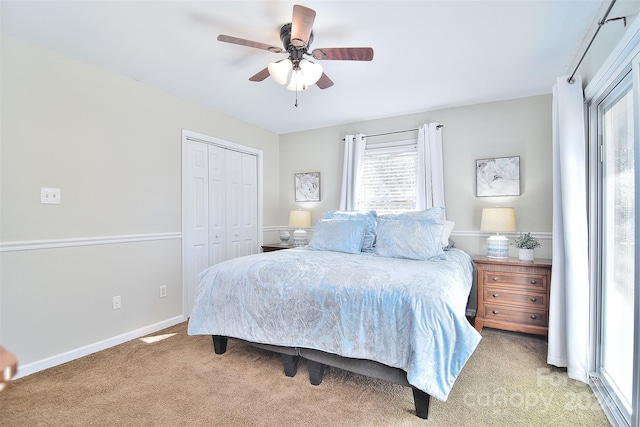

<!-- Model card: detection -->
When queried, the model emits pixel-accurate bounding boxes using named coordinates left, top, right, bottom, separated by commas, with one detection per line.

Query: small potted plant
left=512, top=232, right=541, bottom=261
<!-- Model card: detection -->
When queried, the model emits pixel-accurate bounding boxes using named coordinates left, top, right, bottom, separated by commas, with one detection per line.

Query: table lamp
left=289, top=210, right=311, bottom=246
left=480, top=207, right=516, bottom=259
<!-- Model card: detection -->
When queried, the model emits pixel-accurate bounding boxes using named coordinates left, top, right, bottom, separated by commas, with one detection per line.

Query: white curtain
left=339, top=133, right=366, bottom=210
left=547, top=75, right=590, bottom=383
left=416, top=123, right=445, bottom=212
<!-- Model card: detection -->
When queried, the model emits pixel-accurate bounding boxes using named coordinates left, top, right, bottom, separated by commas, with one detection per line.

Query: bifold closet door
left=226, top=150, right=258, bottom=259
left=184, top=140, right=210, bottom=314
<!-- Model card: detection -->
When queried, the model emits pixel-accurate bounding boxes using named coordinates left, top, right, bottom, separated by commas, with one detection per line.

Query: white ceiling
left=1, top=1, right=602, bottom=134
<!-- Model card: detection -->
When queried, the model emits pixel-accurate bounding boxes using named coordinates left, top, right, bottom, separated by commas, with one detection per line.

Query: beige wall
left=0, top=36, right=279, bottom=370
left=278, top=95, right=554, bottom=260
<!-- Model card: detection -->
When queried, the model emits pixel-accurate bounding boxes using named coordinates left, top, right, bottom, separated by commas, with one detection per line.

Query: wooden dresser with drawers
left=473, top=256, right=552, bottom=336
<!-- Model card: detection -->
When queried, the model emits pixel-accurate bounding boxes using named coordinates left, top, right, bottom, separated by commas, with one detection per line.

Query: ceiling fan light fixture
left=299, top=59, right=323, bottom=85
left=287, top=70, right=307, bottom=91
left=268, top=59, right=292, bottom=85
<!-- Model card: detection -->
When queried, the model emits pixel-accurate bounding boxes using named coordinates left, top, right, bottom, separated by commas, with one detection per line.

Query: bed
left=188, top=209, right=482, bottom=419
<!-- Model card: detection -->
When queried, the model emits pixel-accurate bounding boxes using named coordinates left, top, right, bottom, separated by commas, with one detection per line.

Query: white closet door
left=183, top=130, right=262, bottom=318
left=208, top=145, right=226, bottom=265
left=184, top=140, right=209, bottom=315
left=240, top=153, right=258, bottom=256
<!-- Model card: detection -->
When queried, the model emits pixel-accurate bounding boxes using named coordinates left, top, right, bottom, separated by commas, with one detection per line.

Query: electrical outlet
left=159, top=285, right=167, bottom=298
left=41, top=187, right=61, bottom=204
left=112, top=295, right=122, bottom=310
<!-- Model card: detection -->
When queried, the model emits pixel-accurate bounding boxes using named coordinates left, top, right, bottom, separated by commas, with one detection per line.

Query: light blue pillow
left=378, top=206, right=444, bottom=222
left=322, top=210, right=377, bottom=252
left=309, top=219, right=367, bottom=254
left=374, top=218, right=445, bottom=261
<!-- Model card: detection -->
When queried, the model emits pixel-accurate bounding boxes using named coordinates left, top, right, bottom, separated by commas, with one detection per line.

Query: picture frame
left=476, top=156, right=520, bottom=197
left=295, top=172, right=321, bottom=202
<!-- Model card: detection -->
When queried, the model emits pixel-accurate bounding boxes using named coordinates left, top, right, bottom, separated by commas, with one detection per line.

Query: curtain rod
left=568, top=0, right=623, bottom=83
left=342, top=125, right=443, bottom=141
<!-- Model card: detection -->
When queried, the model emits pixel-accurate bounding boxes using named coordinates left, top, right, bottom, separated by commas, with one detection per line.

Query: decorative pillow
left=374, top=219, right=445, bottom=261
left=309, top=219, right=367, bottom=254
left=322, top=210, right=377, bottom=252
left=378, top=206, right=444, bottom=222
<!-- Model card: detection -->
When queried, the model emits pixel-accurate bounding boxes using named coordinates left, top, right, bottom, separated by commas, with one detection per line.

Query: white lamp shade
left=480, top=207, right=516, bottom=233
left=268, top=59, right=292, bottom=85
left=299, top=59, right=323, bottom=85
left=289, top=210, right=311, bottom=228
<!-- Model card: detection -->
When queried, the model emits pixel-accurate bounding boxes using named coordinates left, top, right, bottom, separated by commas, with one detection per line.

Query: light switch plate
left=41, top=187, right=61, bottom=204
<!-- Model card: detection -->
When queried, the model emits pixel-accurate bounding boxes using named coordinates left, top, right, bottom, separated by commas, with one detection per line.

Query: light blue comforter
left=188, top=247, right=481, bottom=401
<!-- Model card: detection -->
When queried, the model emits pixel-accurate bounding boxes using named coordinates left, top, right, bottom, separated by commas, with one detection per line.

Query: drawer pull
left=530, top=297, right=537, bottom=302
left=492, top=310, right=499, bottom=315
left=492, top=293, right=499, bottom=298
left=530, top=279, right=537, bottom=285
left=492, top=276, right=499, bottom=281
left=530, top=315, right=537, bottom=320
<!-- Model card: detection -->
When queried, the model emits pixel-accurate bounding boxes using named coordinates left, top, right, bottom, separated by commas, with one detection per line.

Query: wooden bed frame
left=212, top=335, right=432, bottom=419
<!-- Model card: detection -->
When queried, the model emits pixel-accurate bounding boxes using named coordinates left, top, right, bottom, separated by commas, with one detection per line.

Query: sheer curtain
left=416, top=123, right=445, bottom=211
left=339, top=133, right=366, bottom=210
left=547, top=75, right=590, bottom=382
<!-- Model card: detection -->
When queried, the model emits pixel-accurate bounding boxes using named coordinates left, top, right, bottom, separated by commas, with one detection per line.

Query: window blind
left=356, top=142, right=417, bottom=214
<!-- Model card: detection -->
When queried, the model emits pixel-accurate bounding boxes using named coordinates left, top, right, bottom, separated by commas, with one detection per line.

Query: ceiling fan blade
left=316, top=73, right=334, bottom=89
left=249, top=67, right=271, bottom=82
left=311, top=47, right=374, bottom=61
left=290, top=4, right=316, bottom=47
left=217, top=35, right=283, bottom=53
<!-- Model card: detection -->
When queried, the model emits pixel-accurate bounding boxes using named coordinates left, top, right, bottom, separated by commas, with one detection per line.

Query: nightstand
left=261, top=243, right=294, bottom=252
left=473, top=256, right=552, bottom=336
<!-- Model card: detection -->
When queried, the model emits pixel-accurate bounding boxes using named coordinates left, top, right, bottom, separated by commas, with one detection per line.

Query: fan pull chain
left=294, top=87, right=299, bottom=108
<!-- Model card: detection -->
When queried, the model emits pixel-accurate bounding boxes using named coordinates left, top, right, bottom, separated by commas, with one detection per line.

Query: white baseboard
left=14, top=315, right=186, bottom=380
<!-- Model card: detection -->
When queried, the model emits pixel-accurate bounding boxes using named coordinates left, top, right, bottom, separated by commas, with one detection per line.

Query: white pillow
left=309, top=219, right=367, bottom=254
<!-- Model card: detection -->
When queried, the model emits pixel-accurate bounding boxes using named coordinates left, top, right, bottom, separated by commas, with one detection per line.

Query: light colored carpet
left=0, top=322, right=610, bottom=426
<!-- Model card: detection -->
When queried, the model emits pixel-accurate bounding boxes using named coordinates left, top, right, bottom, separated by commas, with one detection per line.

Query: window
left=355, top=139, right=417, bottom=215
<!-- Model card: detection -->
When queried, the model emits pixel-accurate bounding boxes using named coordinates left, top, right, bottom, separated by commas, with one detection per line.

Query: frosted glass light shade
left=299, top=59, right=323, bottom=85
left=268, top=59, right=292, bottom=85
left=287, top=70, right=307, bottom=91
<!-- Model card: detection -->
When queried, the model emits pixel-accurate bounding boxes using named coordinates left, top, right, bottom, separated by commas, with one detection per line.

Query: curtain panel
left=547, top=75, right=590, bottom=383
left=417, top=123, right=445, bottom=212
left=339, top=133, right=366, bottom=211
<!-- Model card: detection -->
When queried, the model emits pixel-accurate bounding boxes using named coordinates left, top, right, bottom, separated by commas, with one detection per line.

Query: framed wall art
left=295, top=172, right=321, bottom=202
left=476, top=156, right=520, bottom=197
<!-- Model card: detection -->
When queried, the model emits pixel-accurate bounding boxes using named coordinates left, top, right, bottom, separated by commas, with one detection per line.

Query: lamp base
left=292, top=229, right=308, bottom=247
left=486, top=235, right=509, bottom=259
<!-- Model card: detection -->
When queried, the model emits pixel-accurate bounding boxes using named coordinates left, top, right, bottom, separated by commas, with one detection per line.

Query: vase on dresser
left=518, top=248, right=535, bottom=262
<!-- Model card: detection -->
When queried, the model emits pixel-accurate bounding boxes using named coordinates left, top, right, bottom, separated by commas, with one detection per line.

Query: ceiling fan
left=217, top=4, right=374, bottom=92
